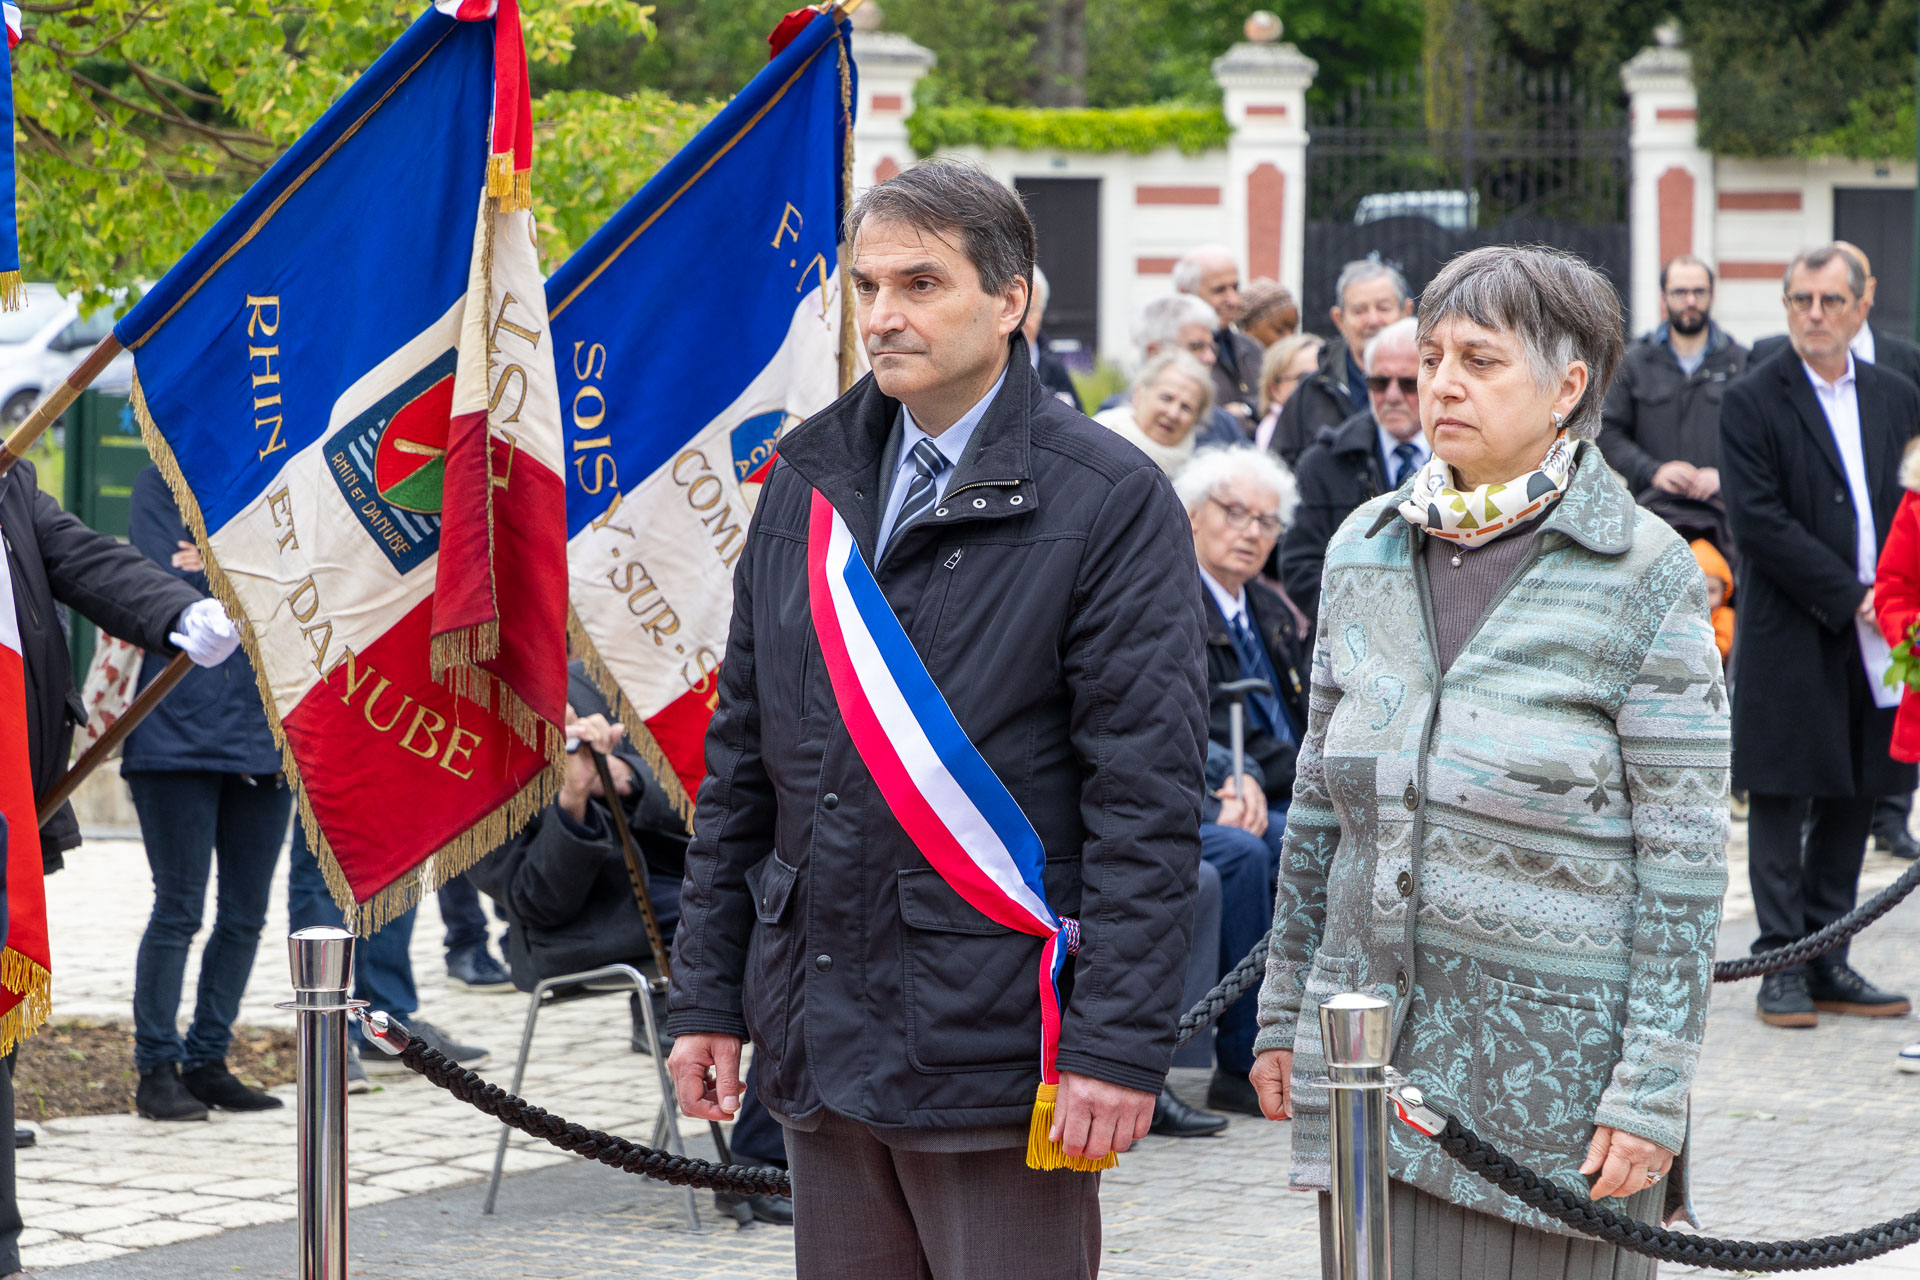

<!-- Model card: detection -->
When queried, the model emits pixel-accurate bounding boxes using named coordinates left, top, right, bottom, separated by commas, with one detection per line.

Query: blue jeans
left=128, top=771, right=292, bottom=1074
left=286, top=823, right=417, bottom=1043
left=1200, top=822, right=1277, bottom=1075
left=437, top=875, right=494, bottom=954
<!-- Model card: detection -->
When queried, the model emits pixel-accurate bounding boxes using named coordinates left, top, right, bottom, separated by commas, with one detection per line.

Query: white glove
left=170, top=597, right=240, bottom=669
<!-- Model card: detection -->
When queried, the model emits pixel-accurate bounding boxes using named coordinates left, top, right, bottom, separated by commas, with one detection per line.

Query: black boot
left=1755, top=969, right=1817, bottom=1028
left=181, top=1061, right=284, bottom=1112
left=1150, top=1090, right=1228, bottom=1137
left=1807, top=958, right=1913, bottom=1017
left=136, top=1064, right=210, bottom=1122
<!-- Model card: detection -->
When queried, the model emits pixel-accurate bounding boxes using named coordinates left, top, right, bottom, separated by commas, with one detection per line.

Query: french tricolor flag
left=0, top=517, right=47, bottom=1052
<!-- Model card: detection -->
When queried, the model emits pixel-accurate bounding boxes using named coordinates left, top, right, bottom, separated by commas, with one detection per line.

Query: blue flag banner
left=553, top=7, right=856, bottom=814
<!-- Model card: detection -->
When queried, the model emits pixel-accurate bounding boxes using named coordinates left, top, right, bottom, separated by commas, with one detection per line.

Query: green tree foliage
left=907, top=103, right=1229, bottom=155
left=13, top=0, right=669, bottom=302
left=1683, top=0, right=1919, bottom=159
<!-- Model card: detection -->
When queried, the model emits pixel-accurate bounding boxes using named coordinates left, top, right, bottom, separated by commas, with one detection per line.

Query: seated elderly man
left=1281, top=316, right=1425, bottom=625
left=1170, top=445, right=1308, bottom=1118
left=1099, top=295, right=1246, bottom=449
left=467, top=661, right=791, bottom=1225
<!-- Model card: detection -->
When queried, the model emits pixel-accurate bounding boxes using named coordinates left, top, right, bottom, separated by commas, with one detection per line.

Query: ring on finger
left=1643, top=1169, right=1663, bottom=1186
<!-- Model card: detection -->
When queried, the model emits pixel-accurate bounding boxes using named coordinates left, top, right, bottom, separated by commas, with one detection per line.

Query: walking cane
left=586, top=747, right=735, bottom=1167
left=1216, top=677, right=1272, bottom=803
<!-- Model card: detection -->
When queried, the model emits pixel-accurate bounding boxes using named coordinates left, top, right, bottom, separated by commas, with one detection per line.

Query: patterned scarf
left=1397, top=431, right=1576, bottom=549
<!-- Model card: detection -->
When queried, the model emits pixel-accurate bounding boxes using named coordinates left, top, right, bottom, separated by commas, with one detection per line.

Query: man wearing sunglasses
left=1598, top=255, right=1747, bottom=502
left=1280, top=316, right=1424, bottom=625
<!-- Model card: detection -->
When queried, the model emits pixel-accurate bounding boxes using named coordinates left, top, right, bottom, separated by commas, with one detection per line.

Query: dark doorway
left=1834, top=188, right=1915, bottom=342
left=1304, top=61, right=1628, bottom=334
left=1016, top=177, right=1100, bottom=369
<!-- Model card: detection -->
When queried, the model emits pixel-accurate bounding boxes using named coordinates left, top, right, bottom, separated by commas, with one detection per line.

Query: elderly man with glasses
left=1598, top=255, right=1748, bottom=503
left=1174, top=443, right=1307, bottom=1120
left=1721, top=243, right=1920, bottom=1031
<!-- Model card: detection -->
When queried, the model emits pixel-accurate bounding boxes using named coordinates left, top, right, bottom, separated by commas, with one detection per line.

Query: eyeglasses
left=1208, top=496, right=1283, bottom=536
left=1664, top=287, right=1710, bottom=301
left=1786, top=291, right=1854, bottom=314
left=1366, top=375, right=1418, bottom=397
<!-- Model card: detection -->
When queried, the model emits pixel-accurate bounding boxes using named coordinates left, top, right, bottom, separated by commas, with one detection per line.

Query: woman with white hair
left=1250, top=245, right=1729, bottom=1278
left=1095, top=349, right=1214, bottom=475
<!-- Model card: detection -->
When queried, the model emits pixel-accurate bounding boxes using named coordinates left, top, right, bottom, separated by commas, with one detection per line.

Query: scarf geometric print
left=1397, top=431, right=1576, bottom=549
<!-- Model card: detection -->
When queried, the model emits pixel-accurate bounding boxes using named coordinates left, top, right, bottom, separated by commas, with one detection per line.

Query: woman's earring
left=1552, top=412, right=1565, bottom=431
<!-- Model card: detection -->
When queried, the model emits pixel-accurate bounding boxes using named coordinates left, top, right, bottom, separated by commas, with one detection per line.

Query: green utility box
left=60, top=389, right=151, bottom=675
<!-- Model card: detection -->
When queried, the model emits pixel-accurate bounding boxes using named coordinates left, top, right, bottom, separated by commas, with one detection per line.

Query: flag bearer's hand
left=170, top=598, right=238, bottom=668
left=558, top=710, right=624, bottom=821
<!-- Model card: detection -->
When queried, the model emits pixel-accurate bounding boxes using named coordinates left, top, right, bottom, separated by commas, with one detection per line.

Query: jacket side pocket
left=897, top=867, right=1043, bottom=1075
left=742, top=851, right=799, bottom=1061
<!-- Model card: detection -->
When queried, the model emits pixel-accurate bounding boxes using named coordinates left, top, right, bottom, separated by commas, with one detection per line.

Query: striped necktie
left=889, top=438, right=949, bottom=552
left=1391, top=441, right=1420, bottom=488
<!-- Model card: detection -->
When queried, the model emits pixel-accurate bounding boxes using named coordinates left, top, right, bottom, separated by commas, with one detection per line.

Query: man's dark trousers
left=783, top=1112, right=1100, bottom=1280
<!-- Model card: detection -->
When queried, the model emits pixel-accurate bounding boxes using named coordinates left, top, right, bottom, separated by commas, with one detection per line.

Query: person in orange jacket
left=1692, top=538, right=1735, bottom=664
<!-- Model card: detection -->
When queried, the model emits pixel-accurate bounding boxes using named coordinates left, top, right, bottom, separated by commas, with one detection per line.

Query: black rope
left=1711, top=856, right=1920, bottom=981
left=1402, top=1097, right=1920, bottom=1270
left=1174, top=928, right=1270, bottom=1048
left=392, top=1038, right=792, bottom=1197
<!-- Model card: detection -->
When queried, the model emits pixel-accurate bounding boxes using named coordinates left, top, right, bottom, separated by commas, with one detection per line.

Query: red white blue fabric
left=806, top=490, right=1077, bottom=1083
left=3, top=5, right=21, bottom=50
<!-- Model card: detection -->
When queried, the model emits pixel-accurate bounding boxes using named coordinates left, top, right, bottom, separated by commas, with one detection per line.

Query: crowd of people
left=1, top=150, right=1915, bottom=1280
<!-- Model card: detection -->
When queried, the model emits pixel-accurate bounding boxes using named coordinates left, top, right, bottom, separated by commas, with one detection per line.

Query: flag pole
left=36, top=650, right=191, bottom=826
left=0, top=334, right=123, bottom=478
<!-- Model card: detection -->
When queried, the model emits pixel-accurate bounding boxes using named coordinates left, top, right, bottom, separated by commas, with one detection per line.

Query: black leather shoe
left=136, top=1064, right=210, bottom=1121
left=1888, top=830, right=1920, bottom=862
left=1206, top=1068, right=1264, bottom=1116
left=713, top=1164, right=794, bottom=1225
left=1756, top=969, right=1817, bottom=1027
left=1150, top=1089, right=1228, bottom=1137
left=181, top=1060, right=285, bottom=1112
left=1808, top=959, right=1912, bottom=1017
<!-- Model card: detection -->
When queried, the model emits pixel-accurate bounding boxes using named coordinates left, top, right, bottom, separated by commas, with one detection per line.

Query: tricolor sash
left=805, top=489, right=1110, bottom=1172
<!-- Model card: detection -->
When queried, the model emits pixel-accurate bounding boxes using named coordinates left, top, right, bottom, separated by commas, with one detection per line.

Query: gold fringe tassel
left=0, top=950, right=52, bottom=1056
left=567, top=606, right=695, bottom=830
left=485, top=151, right=514, bottom=199
left=835, top=35, right=858, bottom=393
left=0, top=272, right=23, bottom=314
left=132, top=373, right=566, bottom=939
left=1025, top=1082, right=1119, bottom=1173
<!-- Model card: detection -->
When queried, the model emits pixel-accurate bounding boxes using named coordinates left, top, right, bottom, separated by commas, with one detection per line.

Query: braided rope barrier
left=1401, top=1094, right=1920, bottom=1271
left=1710, top=855, right=1920, bottom=981
left=1174, top=927, right=1272, bottom=1048
left=389, top=1034, right=794, bottom=1198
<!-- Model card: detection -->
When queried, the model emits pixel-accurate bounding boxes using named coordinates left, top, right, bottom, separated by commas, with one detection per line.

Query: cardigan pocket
left=1472, top=973, right=1618, bottom=1153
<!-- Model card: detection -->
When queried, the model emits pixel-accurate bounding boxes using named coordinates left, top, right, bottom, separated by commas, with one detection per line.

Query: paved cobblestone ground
left=27, top=819, right=1920, bottom=1278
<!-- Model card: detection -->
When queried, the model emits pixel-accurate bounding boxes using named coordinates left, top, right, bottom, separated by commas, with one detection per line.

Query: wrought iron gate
left=1302, top=56, right=1629, bottom=333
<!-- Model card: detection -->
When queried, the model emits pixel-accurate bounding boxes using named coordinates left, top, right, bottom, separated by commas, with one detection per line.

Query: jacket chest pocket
left=742, top=852, right=800, bottom=1062
left=896, top=868, right=1043, bottom=1074
left=1471, top=973, right=1619, bottom=1151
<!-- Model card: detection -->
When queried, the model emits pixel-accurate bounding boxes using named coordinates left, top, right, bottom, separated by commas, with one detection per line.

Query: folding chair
left=480, top=962, right=700, bottom=1229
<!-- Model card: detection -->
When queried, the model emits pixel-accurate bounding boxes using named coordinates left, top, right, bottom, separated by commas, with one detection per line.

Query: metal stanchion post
left=282, top=927, right=363, bottom=1280
left=1319, top=991, right=1394, bottom=1280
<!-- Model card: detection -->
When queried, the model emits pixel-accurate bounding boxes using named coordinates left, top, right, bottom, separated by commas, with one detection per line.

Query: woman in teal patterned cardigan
left=1249, top=245, right=1729, bottom=1280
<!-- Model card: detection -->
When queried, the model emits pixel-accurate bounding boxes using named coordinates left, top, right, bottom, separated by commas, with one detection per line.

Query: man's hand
left=558, top=710, right=624, bottom=822
left=170, top=540, right=203, bottom=573
left=1050, top=1071, right=1155, bottom=1162
left=1250, top=1049, right=1292, bottom=1120
left=667, top=1032, right=745, bottom=1122
left=1580, top=1124, right=1676, bottom=1200
left=1687, top=466, right=1721, bottom=500
left=1215, top=775, right=1268, bottom=836
left=1860, top=586, right=1878, bottom=620
left=1650, top=460, right=1698, bottom=495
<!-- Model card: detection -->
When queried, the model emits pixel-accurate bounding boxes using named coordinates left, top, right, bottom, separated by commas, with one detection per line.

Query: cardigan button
left=814, top=954, right=834, bottom=973
left=1396, top=871, right=1413, bottom=897
left=823, top=792, right=839, bottom=810
left=1403, top=783, right=1419, bottom=811
left=1396, top=970, right=1410, bottom=997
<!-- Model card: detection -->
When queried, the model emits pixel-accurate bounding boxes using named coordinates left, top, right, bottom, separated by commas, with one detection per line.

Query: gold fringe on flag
left=1025, top=1082, right=1120, bottom=1173
left=133, top=372, right=565, bottom=938
left=0, top=272, right=23, bottom=314
left=0, top=949, right=52, bottom=1057
left=567, top=604, right=696, bottom=829
left=486, top=151, right=514, bottom=199
left=835, top=36, right=858, bottom=394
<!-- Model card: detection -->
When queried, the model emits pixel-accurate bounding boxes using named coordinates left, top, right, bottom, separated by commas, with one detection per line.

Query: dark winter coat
left=1200, top=575, right=1308, bottom=808
left=1750, top=327, right=1920, bottom=393
left=1266, top=335, right=1362, bottom=466
left=1212, top=326, right=1264, bottom=420
left=1720, top=345, right=1920, bottom=796
left=2, top=462, right=201, bottom=866
left=667, top=335, right=1208, bottom=1131
left=1279, top=409, right=1388, bottom=624
left=1032, top=335, right=1082, bottom=412
left=1598, top=323, right=1748, bottom=495
left=121, top=467, right=280, bottom=777
left=468, top=664, right=689, bottom=989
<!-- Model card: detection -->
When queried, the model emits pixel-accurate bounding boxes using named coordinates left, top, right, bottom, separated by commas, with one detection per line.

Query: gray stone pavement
left=30, top=819, right=1920, bottom=1278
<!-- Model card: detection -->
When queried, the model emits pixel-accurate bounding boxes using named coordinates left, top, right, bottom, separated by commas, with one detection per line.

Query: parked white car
left=0, top=284, right=135, bottom=429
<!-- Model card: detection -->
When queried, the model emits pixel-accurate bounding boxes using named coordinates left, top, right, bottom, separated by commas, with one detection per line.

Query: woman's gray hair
left=1173, top=445, right=1300, bottom=529
left=845, top=156, right=1035, bottom=297
left=1132, top=294, right=1219, bottom=351
left=1133, top=349, right=1215, bottom=419
left=1415, top=245, right=1625, bottom=440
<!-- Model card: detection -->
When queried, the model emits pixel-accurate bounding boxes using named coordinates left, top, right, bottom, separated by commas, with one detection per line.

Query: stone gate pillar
left=1212, top=12, right=1316, bottom=300
left=1621, top=24, right=1714, bottom=335
left=849, top=3, right=934, bottom=197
